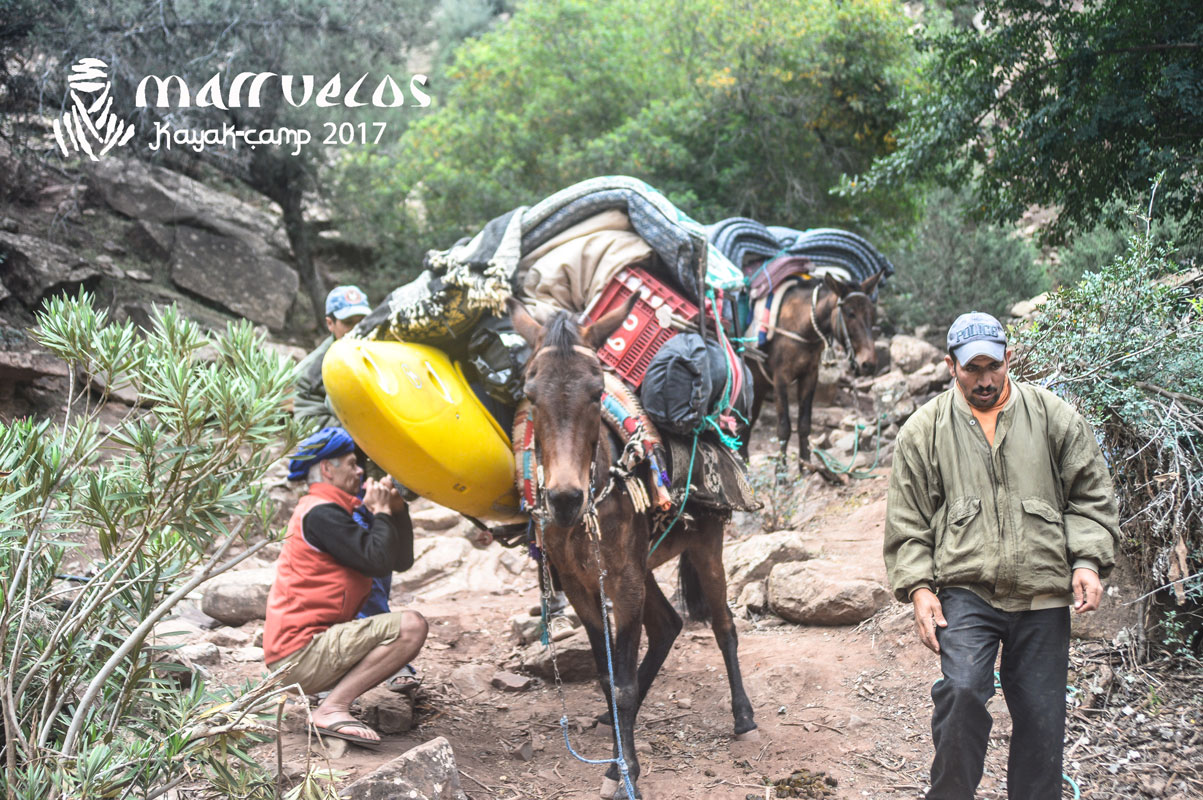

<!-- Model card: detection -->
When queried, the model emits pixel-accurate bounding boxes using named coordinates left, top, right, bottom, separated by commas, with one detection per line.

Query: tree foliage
left=881, top=186, right=1044, bottom=332
left=1013, top=207, right=1203, bottom=656
left=0, top=294, right=309, bottom=798
left=849, top=0, right=1203, bottom=241
left=333, top=0, right=918, bottom=271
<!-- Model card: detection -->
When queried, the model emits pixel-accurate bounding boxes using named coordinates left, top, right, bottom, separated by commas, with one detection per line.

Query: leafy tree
left=21, top=0, right=437, bottom=326
left=1013, top=206, right=1203, bottom=656
left=848, top=0, right=1203, bottom=241
left=880, top=186, right=1044, bottom=332
left=333, top=0, right=918, bottom=268
left=0, top=294, right=307, bottom=798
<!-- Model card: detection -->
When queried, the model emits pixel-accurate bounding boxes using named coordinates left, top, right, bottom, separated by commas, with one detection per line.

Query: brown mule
left=508, top=295, right=757, bottom=800
left=746, top=270, right=884, bottom=471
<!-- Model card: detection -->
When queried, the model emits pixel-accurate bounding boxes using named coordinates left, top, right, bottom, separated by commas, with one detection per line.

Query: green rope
left=648, top=432, right=699, bottom=557
left=812, top=414, right=886, bottom=480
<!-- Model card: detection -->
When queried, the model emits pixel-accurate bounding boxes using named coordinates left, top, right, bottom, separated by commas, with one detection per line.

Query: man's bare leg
left=310, top=610, right=428, bottom=741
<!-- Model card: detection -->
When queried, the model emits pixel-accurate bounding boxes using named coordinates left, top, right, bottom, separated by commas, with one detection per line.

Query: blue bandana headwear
left=288, top=427, right=356, bottom=481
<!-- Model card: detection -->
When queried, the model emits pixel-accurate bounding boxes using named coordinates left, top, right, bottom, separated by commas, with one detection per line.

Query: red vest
left=263, top=483, right=372, bottom=664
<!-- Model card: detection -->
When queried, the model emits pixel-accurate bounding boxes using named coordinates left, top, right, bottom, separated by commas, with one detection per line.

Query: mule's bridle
left=525, top=342, right=610, bottom=536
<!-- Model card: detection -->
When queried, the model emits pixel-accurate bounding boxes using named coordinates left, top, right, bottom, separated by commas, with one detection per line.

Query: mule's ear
left=823, top=272, right=849, bottom=298
left=507, top=296, right=542, bottom=347
left=861, top=270, right=884, bottom=296
left=582, top=292, right=638, bottom=351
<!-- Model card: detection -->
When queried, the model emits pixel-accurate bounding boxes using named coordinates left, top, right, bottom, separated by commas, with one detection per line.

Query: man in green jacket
left=883, top=311, right=1120, bottom=800
left=294, top=284, right=373, bottom=430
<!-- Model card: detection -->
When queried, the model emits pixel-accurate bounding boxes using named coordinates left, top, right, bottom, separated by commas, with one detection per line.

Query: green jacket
left=883, top=379, right=1119, bottom=609
left=293, top=336, right=338, bottom=431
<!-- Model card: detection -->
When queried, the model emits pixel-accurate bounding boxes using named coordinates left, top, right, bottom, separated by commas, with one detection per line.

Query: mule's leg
left=687, top=516, right=757, bottom=738
left=596, top=570, right=647, bottom=799
left=635, top=572, right=683, bottom=709
left=596, top=573, right=682, bottom=729
left=772, top=366, right=793, bottom=462
left=795, top=357, right=820, bottom=467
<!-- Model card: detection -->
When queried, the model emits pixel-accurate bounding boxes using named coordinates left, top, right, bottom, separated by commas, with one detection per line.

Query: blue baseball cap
left=947, top=311, right=1007, bottom=365
left=325, top=285, right=372, bottom=320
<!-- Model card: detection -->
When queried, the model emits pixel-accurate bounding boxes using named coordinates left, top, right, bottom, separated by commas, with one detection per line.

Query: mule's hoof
left=600, top=776, right=619, bottom=799
left=734, top=727, right=761, bottom=742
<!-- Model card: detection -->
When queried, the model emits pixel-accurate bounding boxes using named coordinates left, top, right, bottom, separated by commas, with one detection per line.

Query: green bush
left=0, top=295, right=315, bottom=797
left=882, top=186, right=1045, bottom=332
left=1051, top=206, right=1203, bottom=289
left=1013, top=211, right=1203, bottom=658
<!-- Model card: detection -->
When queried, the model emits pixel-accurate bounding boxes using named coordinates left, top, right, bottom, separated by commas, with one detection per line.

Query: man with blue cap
left=294, top=285, right=374, bottom=430
left=884, top=311, right=1120, bottom=799
left=264, top=426, right=424, bottom=747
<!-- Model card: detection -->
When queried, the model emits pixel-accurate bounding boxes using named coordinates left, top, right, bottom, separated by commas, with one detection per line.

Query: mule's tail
left=677, top=552, right=711, bottom=623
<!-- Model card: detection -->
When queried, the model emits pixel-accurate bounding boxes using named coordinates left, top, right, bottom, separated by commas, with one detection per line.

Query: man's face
left=320, top=452, right=363, bottom=495
left=945, top=349, right=1012, bottom=410
left=326, top=314, right=365, bottom=340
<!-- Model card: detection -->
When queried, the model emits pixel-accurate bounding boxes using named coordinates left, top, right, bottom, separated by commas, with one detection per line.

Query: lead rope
left=534, top=446, right=638, bottom=800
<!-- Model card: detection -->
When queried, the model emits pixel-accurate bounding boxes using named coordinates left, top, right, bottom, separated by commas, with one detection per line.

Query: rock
left=395, top=536, right=529, bottom=599
left=170, top=225, right=298, bottom=330
left=173, top=601, right=222, bottom=630
left=124, top=268, right=153, bottom=282
left=91, top=159, right=289, bottom=256
left=355, top=687, right=415, bottom=734
left=873, top=340, right=892, bottom=373
left=150, top=617, right=206, bottom=647
left=123, top=219, right=174, bottom=262
left=906, top=362, right=949, bottom=397
left=201, top=566, right=275, bottom=626
left=0, top=231, right=102, bottom=307
left=1009, top=293, right=1048, bottom=319
left=178, top=642, right=221, bottom=666
left=889, top=335, right=943, bottom=374
left=870, top=370, right=917, bottom=424
left=724, top=530, right=819, bottom=597
left=511, top=739, right=535, bottom=762
left=411, top=506, right=461, bottom=532
left=0, top=217, right=18, bottom=233
left=767, top=562, right=891, bottom=625
left=510, top=613, right=543, bottom=646
left=207, top=625, right=254, bottom=648
left=738, top=580, right=769, bottom=614
left=519, top=628, right=597, bottom=681
left=226, top=646, right=265, bottom=663
left=449, top=664, right=494, bottom=697
left=0, top=338, right=69, bottom=383
left=491, top=671, right=533, bottom=692
left=337, top=736, right=468, bottom=800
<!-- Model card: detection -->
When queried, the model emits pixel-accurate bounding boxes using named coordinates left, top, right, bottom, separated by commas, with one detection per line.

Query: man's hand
left=362, top=477, right=393, bottom=515
left=911, top=588, right=947, bottom=654
left=1072, top=568, right=1103, bottom=614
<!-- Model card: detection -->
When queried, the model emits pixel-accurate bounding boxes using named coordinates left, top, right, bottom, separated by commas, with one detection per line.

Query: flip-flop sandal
left=310, top=719, right=383, bottom=748
left=385, top=663, right=421, bottom=695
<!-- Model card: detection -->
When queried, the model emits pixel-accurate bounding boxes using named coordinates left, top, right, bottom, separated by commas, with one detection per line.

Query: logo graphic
left=53, top=58, right=136, bottom=161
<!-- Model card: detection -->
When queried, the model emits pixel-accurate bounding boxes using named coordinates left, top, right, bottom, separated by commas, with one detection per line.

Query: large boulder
left=870, top=370, right=917, bottom=424
left=889, top=335, right=943, bottom=374
left=354, top=686, right=415, bottom=734
left=767, top=562, right=891, bottom=625
left=337, top=737, right=468, bottom=800
left=90, top=159, right=289, bottom=257
left=201, top=566, right=275, bottom=626
left=724, top=531, right=818, bottom=598
left=0, top=231, right=103, bottom=307
left=0, top=336, right=68, bottom=383
left=394, top=537, right=529, bottom=598
left=171, top=225, right=298, bottom=329
left=906, top=362, right=950, bottom=397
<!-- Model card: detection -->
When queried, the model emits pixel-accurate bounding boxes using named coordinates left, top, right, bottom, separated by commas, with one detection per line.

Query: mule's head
left=508, top=294, right=638, bottom=528
left=824, top=270, right=884, bottom=376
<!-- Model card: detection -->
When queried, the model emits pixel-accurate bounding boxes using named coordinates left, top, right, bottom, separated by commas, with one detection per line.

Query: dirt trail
left=233, top=409, right=1086, bottom=799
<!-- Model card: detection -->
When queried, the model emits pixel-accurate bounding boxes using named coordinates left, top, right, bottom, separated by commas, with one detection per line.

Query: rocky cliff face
left=0, top=149, right=353, bottom=419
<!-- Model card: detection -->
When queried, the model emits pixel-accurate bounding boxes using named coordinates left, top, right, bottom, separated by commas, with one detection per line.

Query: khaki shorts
left=269, top=611, right=407, bottom=695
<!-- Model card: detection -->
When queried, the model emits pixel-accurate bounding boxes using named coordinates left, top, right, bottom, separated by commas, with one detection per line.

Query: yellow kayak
left=323, top=338, right=524, bottom=522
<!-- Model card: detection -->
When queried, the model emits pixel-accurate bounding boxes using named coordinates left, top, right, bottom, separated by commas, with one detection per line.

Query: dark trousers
left=928, top=588, right=1069, bottom=800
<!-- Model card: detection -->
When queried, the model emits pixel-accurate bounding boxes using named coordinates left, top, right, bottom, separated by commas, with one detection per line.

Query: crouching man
left=264, top=426, right=427, bottom=747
